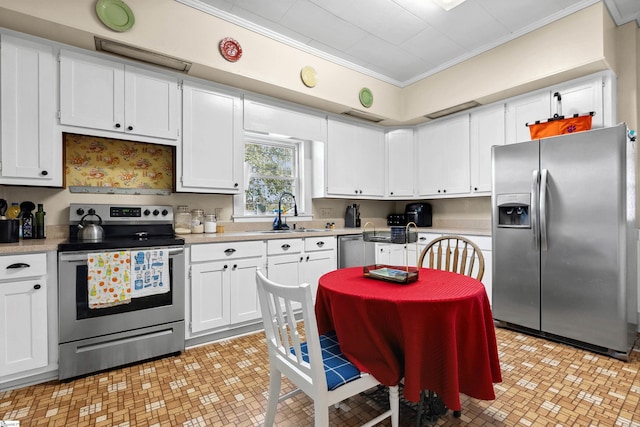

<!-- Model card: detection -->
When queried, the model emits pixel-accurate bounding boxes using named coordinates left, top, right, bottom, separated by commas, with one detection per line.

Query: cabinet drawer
left=0, top=253, right=47, bottom=280
left=191, top=241, right=265, bottom=262
left=267, top=238, right=303, bottom=255
left=417, top=233, right=441, bottom=246
left=304, top=236, right=336, bottom=252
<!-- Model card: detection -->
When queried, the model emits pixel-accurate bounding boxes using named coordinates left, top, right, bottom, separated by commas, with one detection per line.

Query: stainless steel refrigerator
left=491, top=124, right=637, bottom=359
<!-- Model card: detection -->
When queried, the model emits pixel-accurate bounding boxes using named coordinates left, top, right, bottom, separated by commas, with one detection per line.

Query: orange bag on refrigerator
left=528, top=115, right=592, bottom=139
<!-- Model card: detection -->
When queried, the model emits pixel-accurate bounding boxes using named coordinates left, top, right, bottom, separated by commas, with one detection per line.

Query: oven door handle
left=59, top=246, right=184, bottom=262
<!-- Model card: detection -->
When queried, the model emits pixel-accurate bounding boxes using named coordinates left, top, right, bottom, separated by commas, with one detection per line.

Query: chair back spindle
left=418, top=235, right=485, bottom=281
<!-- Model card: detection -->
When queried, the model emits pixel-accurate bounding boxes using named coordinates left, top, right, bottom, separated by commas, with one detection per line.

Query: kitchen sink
left=253, top=228, right=330, bottom=234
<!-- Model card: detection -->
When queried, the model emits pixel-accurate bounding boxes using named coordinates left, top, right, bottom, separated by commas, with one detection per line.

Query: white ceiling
left=179, top=0, right=640, bottom=87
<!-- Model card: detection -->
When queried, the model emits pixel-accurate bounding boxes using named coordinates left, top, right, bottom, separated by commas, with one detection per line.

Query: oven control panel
left=69, top=204, right=174, bottom=224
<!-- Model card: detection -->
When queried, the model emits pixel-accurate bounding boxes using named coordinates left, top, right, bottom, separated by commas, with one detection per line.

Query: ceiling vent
left=425, top=100, right=481, bottom=120
left=342, top=109, right=384, bottom=123
left=95, top=37, right=192, bottom=72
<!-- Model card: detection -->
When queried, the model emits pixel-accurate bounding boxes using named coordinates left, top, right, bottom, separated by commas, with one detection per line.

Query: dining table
left=314, top=266, right=502, bottom=412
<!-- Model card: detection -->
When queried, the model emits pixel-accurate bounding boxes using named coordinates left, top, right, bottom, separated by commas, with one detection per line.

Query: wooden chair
left=417, top=235, right=485, bottom=281
left=256, top=271, right=399, bottom=427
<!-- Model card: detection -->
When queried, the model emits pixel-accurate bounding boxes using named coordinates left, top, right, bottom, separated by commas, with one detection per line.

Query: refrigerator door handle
left=540, top=169, right=549, bottom=251
left=532, top=170, right=540, bottom=250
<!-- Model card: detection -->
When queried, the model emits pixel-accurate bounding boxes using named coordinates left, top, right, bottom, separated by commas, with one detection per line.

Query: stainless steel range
left=58, top=203, right=185, bottom=380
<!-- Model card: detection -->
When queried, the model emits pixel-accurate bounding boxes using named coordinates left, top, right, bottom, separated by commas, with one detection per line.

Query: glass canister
left=190, top=209, right=205, bottom=233
left=174, top=205, right=191, bottom=234
left=204, top=214, right=217, bottom=233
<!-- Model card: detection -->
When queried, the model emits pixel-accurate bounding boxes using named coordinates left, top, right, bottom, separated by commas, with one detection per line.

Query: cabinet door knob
left=233, top=264, right=237, bottom=269
left=115, top=123, right=121, bottom=128
left=234, top=183, right=239, bottom=188
left=390, top=192, right=394, bottom=195
left=300, top=256, right=304, bottom=262
left=127, top=125, right=133, bottom=131
left=33, top=284, right=41, bottom=290
left=443, top=189, right=447, bottom=193
left=306, top=255, right=310, bottom=261
left=224, top=248, right=236, bottom=255
left=41, top=170, right=48, bottom=176
left=224, top=264, right=228, bottom=269
left=7, top=263, right=30, bottom=269
left=474, top=187, right=478, bottom=191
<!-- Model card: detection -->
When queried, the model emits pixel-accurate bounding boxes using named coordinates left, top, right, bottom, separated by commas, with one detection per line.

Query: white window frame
left=233, top=132, right=312, bottom=223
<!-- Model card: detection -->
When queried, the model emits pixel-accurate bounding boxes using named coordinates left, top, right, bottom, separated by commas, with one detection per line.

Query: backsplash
left=64, top=133, right=174, bottom=194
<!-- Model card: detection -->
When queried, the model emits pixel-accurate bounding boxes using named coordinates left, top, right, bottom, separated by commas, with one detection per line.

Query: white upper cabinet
left=416, top=114, right=470, bottom=197
left=244, top=99, right=327, bottom=142
left=123, top=66, right=180, bottom=140
left=325, top=119, right=385, bottom=198
left=506, top=72, right=612, bottom=144
left=386, top=129, right=415, bottom=198
left=178, top=81, right=243, bottom=194
left=549, top=74, right=610, bottom=128
left=505, top=91, right=550, bottom=144
left=470, top=104, right=505, bottom=194
left=59, top=50, right=180, bottom=141
left=0, top=34, right=59, bottom=186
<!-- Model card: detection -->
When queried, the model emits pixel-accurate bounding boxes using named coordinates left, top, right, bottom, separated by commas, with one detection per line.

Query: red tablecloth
left=315, top=267, right=502, bottom=411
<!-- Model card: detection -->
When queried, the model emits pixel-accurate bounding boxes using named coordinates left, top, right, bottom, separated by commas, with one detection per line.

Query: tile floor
left=1, top=327, right=639, bottom=426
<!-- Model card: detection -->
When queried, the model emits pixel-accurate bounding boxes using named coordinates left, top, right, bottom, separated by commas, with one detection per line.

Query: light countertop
left=0, top=227, right=491, bottom=255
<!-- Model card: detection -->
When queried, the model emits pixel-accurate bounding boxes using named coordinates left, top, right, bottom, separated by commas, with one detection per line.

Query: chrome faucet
left=273, top=192, right=298, bottom=230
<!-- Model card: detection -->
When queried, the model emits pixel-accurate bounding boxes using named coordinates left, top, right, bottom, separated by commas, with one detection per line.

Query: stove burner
left=59, top=203, right=184, bottom=252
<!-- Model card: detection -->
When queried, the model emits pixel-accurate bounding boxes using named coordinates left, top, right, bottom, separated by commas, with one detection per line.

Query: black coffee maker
left=405, top=203, right=432, bottom=227
left=345, top=204, right=360, bottom=228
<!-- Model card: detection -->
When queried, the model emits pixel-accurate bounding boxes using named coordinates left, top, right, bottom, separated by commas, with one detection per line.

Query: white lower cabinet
left=376, top=243, right=419, bottom=267
left=267, top=237, right=336, bottom=299
left=0, top=253, right=48, bottom=377
left=189, top=241, right=266, bottom=334
left=467, top=235, right=492, bottom=304
left=376, top=233, right=443, bottom=267
left=377, top=233, right=493, bottom=302
left=301, top=237, right=337, bottom=296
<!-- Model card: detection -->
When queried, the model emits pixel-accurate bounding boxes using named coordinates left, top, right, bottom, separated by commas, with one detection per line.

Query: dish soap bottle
left=34, top=204, right=46, bottom=239
left=20, top=201, right=36, bottom=239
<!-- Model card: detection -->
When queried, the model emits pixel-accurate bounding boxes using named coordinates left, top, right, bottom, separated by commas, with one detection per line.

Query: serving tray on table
left=363, top=264, right=419, bottom=284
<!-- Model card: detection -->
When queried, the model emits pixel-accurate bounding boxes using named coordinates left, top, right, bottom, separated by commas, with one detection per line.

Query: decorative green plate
left=359, top=87, right=373, bottom=108
left=96, top=0, right=135, bottom=32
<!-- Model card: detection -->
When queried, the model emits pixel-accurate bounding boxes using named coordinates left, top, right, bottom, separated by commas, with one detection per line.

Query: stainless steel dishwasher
left=337, top=234, right=376, bottom=268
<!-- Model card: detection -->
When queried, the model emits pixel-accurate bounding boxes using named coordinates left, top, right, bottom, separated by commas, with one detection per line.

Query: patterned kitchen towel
left=131, top=249, right=170, bottom=298
left=87, top=251, right=131, bottom=309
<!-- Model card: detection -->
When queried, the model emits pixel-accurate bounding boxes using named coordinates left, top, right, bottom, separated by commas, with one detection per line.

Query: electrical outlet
left=320, top=208, right=332, bottom=218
